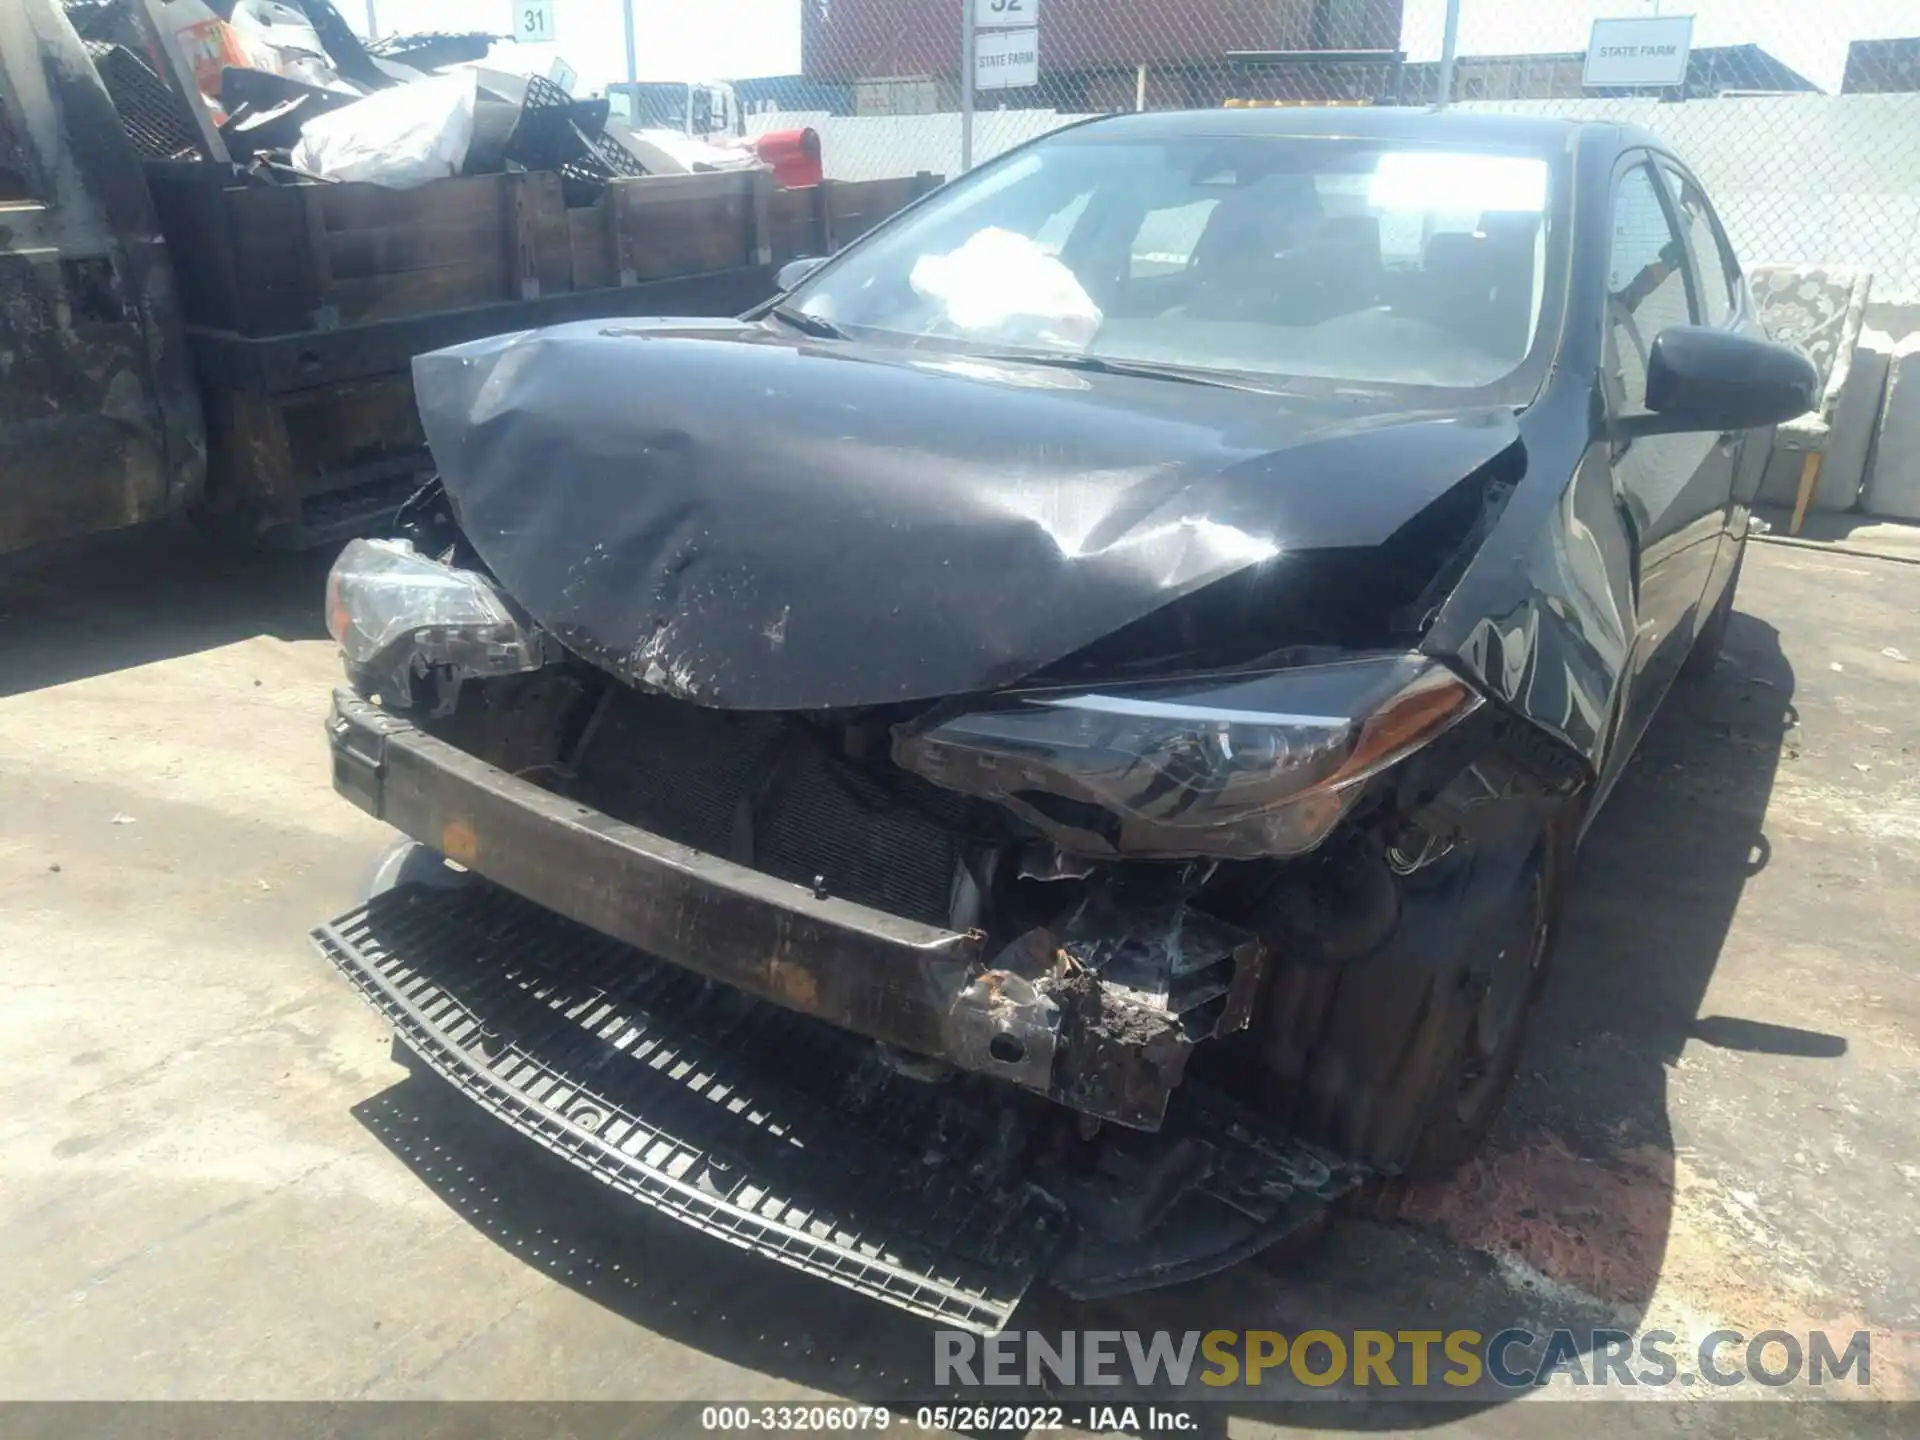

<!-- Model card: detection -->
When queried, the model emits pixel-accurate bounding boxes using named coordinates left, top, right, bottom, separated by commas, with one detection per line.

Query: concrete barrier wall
left=1865, top=337, right=1920, bottom=521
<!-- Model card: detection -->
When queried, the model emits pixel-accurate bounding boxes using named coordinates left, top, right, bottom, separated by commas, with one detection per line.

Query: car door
left=1658, top=157, right=1769, bottom=611
left=1601, top=154, right=1736, bottom=762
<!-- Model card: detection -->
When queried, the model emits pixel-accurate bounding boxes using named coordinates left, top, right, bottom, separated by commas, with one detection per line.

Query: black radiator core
left=569, top=691, right=969, bottom=927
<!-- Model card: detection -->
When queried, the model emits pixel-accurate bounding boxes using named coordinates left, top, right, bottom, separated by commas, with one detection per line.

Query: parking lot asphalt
left=0, top=525, right=1915, bottom=1435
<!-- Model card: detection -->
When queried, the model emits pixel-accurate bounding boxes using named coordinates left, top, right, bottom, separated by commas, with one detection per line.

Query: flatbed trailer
left=0, top=0, right=936, bottom=554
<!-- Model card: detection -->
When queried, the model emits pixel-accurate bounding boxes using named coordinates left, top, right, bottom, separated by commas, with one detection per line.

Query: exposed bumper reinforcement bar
left=329, top=689, right=986, bottom=1053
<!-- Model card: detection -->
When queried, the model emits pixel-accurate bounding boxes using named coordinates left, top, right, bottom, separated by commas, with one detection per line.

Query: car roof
left=1068, top=106, right=1598, bottom=152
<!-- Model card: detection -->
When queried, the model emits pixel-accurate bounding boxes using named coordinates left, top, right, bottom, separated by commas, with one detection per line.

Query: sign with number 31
left=517, top=1, right=556, bottom=44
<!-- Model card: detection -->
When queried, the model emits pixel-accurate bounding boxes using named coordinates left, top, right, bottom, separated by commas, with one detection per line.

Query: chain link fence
left=743, top=1, right=1920, bottom=302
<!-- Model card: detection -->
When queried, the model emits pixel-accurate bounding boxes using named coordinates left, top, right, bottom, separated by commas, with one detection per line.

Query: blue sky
left=351, top=1, right=1916, bottom=95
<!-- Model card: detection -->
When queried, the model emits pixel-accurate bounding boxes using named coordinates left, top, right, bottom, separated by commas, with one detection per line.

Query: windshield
left=609, top=83, right=689, bottom=130
left=789, top=130, right=1565, bottom=397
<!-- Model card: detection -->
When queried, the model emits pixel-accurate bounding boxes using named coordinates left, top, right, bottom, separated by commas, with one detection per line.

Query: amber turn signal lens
left=1335, top=670, right=1478, bottom=785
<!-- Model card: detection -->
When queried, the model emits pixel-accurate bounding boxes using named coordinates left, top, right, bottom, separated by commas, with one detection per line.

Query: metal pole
left=961, top=1, right=976, bottom=173
left=363, top=1, right=378, bottom=41
left=623, top=0, right=639, bottom=84
left=1135, top=63, right=1147, bottom=111
left=1436, top=0, right=1462, bottom=109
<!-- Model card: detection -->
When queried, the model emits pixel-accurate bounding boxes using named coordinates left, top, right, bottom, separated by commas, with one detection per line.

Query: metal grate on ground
left=312, top=880, right=1066, bottom=1333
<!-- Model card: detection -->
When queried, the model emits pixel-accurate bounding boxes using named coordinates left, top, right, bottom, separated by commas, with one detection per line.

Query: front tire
left=1399, top=856, right=1554, bottom=1176
left=1253, top=820, right=1568, bottom=1179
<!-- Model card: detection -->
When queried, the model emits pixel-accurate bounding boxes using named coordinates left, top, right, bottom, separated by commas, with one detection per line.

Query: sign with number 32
left=975, top=0, right=1038, bottom=29
left=518, top=1, right=556, bottom=43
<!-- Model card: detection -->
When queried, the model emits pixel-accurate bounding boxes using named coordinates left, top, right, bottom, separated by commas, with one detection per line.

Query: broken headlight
left=894, top=655, right=1481, bottom=859
left=325, top=538, right=544, bottom=706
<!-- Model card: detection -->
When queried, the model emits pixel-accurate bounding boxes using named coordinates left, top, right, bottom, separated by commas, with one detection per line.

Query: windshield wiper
left=973, top=350, right=1268, bottom=392
left=770, top=305, right=846, bottom=340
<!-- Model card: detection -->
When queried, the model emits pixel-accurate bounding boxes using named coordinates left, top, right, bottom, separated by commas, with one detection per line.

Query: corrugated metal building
left=1842, top=38, right=1920, bottom=94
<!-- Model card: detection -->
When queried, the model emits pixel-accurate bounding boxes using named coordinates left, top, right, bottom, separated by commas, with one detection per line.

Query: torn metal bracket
left=972, top=901, right=1271, bottom=1132
left=946, top=969, right=1059, bottom=1091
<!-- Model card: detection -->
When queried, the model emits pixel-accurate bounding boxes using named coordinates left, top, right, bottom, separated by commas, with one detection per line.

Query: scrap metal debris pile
left=67, top=0, right=755, bottom=195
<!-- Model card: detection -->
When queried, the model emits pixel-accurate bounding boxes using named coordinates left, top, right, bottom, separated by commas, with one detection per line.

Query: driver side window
left=1606, top=163, right=1696, bottom=415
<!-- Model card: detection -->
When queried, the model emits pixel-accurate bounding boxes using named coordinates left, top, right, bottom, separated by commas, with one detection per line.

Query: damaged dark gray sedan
left=312, top=110, right=1816, bottom=1332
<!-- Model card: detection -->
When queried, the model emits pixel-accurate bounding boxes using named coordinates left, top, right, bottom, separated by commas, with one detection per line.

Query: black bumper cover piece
left=314, top=881, right=1067, bottom=1333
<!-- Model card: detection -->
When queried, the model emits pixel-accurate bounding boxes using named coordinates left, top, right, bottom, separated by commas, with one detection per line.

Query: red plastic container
left=751, top=128, right=824, bottom=189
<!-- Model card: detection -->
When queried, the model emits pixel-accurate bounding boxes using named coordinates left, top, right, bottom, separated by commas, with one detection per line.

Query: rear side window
left=1662, top=165, right=1738, bottom=327
left=1606, top=163, right=1695, bottom=413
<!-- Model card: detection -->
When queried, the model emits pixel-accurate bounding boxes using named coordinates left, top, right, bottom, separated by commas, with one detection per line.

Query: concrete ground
left=1, top=524, right=1916, bottom=1434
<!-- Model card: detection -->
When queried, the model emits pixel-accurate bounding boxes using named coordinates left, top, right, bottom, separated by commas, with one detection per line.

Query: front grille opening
left=565, top=690, right=971, bottom=927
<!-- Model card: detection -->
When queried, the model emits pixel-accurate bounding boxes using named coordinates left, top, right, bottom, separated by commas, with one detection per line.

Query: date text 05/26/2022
left=698, top=1406, right=1197, bottom=1432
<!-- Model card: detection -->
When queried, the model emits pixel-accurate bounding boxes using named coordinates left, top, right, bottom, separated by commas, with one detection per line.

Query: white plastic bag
left=292, top=70, right=478, bottom=189
left=910, top=228, right=1103, bottom=350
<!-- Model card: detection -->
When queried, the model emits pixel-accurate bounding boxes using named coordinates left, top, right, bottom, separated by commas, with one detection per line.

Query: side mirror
left=777, top=256, right=829, bottom=292
left=1632, top=326, right=1819, bottom=436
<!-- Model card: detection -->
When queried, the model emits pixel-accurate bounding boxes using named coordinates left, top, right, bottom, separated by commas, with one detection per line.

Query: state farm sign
left=1584, top=15, right=1695, bottom=88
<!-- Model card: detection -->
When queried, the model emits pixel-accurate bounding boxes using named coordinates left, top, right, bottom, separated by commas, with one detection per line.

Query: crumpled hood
left=414, top=319, right=1520, bottom=709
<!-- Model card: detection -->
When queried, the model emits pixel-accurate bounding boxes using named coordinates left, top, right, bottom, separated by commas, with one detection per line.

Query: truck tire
left=1253, top=821, right=1567, bottom=1179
